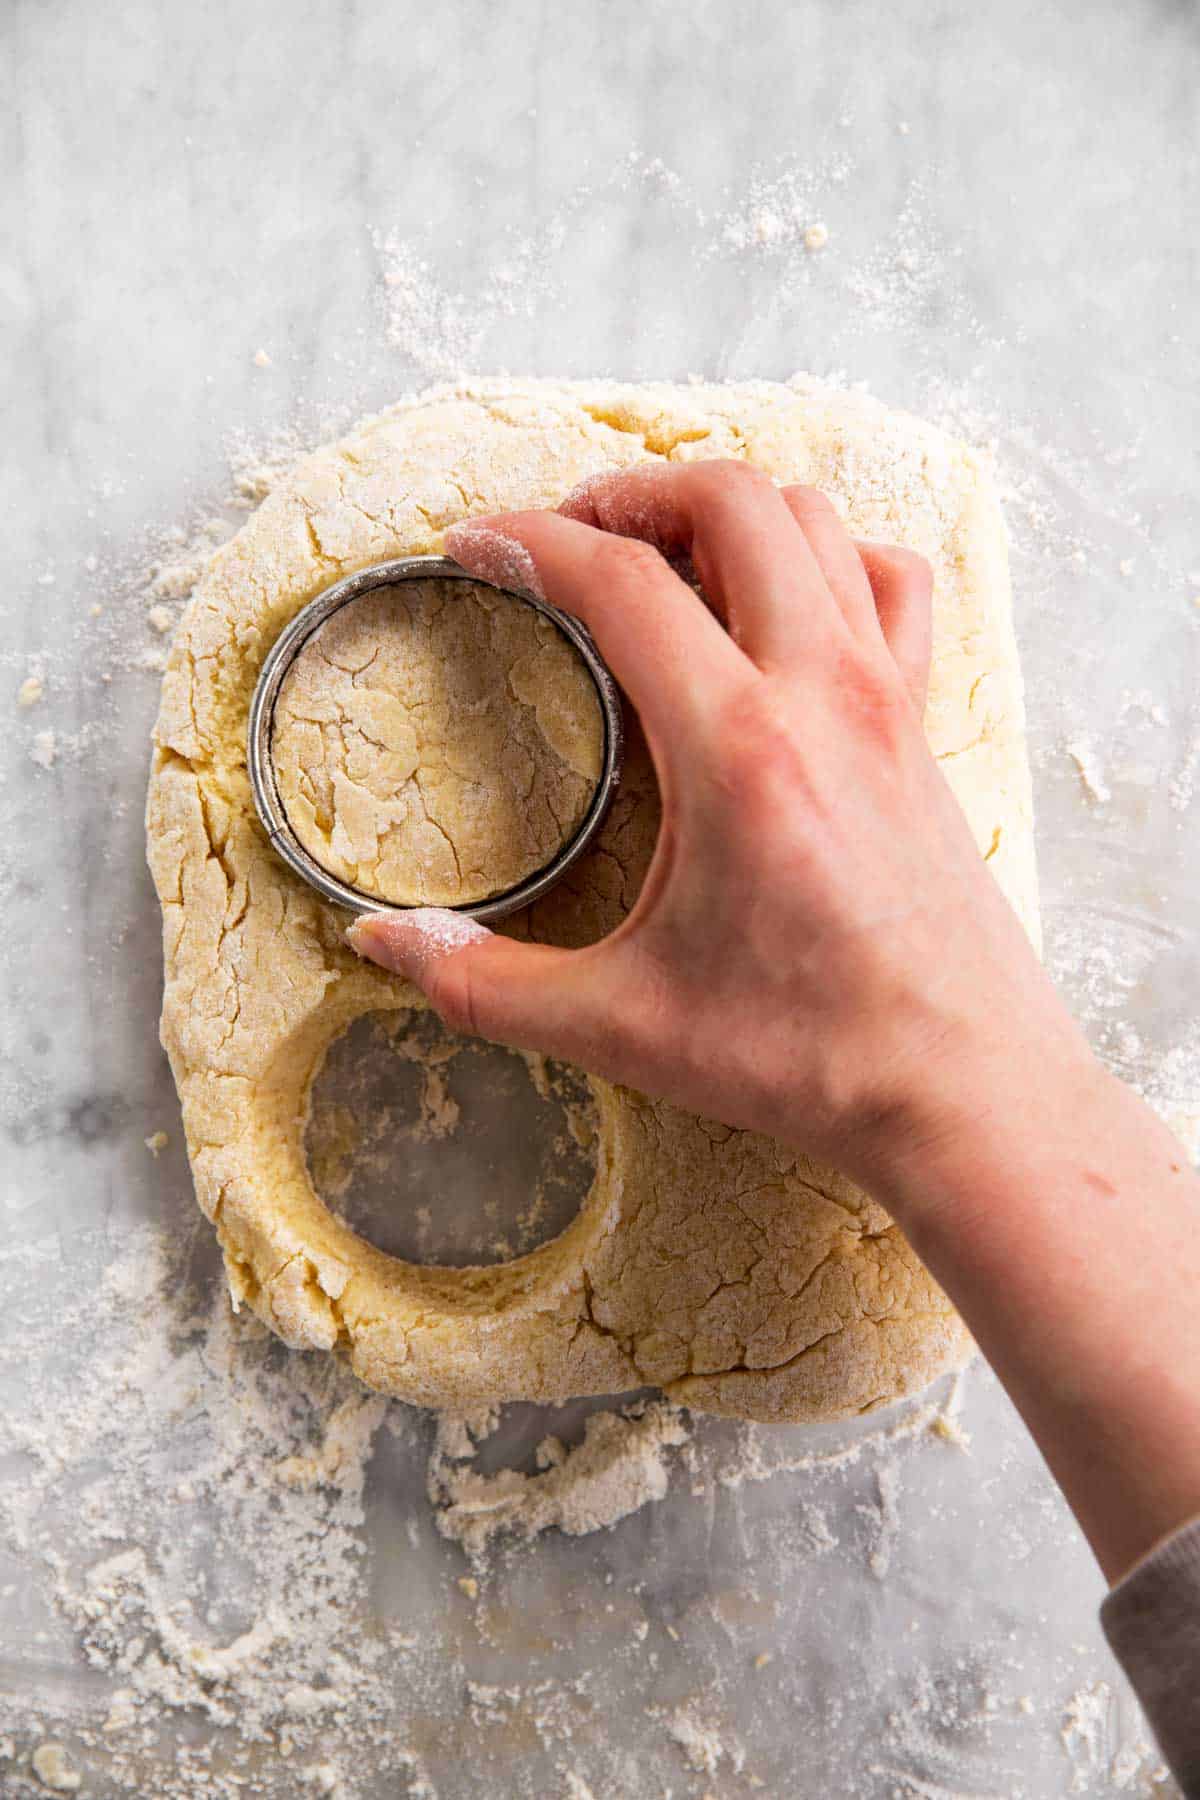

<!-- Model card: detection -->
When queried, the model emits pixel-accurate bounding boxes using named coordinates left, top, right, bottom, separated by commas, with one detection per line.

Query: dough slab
left=146, top=378, right=1039, bottom=1422
left=271, top=576, right=604, bottom=907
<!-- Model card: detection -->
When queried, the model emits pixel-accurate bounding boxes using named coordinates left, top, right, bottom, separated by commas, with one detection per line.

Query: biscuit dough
left=272, top=578, right=604, bottom=906
left=146, top=377, right=1040, bottom=1422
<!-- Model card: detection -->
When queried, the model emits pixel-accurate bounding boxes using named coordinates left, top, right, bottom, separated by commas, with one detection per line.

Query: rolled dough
left=145, top=377, right=1039, bottom=1423
left=271, top=577, right=603, bottom=906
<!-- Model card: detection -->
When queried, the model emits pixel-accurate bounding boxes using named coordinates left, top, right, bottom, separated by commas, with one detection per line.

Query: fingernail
left=346, top=907, right=492, bottom=980
left=444, top=521, right=544, bottom=598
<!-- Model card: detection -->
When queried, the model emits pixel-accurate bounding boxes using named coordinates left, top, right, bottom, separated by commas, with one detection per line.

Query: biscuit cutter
left=247, top=554, right=624, bottom=922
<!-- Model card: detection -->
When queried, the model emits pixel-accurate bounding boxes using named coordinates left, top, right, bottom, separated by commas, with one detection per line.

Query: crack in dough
left=272, top=578, right=603, bottom=906
left=145, top=377, right=1040, bottom=1422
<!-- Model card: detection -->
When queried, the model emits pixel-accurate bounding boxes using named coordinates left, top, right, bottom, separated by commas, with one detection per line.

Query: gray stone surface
left=3, top=1, right=1198, bottom=1793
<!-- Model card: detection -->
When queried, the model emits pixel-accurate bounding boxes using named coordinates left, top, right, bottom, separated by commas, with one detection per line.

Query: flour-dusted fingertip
left=444, top=520, right=546, bottom=598
left=345, top=907, right=493, bottom=981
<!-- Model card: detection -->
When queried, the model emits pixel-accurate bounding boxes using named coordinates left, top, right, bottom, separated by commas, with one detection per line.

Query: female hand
left=349, top=459, right=1087, bottom=1202
left=350, top=461, right=1200, bottom=1596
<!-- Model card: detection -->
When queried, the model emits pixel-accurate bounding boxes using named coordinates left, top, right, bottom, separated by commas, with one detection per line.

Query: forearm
left=873, top=1051, right=1200, bottom=1583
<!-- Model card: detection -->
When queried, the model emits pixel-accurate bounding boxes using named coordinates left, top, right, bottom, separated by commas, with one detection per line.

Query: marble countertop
left=3, top=2, right=1198, bottom=1795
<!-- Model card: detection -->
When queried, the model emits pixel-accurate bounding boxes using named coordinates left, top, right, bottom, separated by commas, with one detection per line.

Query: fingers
left=854, top=540, right=934, bottom=713
left=776, top=484, right=932, bottom=709
left=446, top=511, right=748, bottom=739
left=777, top=485, right=881, bottom=644
left=562, top=461, right=847, bottom=670
left=446, top=468, right=933, bottom=723
left=347, top=908, right=611, bottom=1066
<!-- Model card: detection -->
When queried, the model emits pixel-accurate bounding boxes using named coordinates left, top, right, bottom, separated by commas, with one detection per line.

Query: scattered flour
left=866, top=1462, right=903, bottom=1580
left=428, top=1402, right=691, bottom=1558
left=0, top=1226, right=421, bottom=1797
left=665, top=1703, right=731, bottom=1776
left=29, top=729, right=57, bottom=770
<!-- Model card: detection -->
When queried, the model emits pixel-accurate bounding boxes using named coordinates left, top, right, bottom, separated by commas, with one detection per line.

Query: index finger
left=562, top=459, right=850, bottom=670
left=444, top=511, right=751, bottom=739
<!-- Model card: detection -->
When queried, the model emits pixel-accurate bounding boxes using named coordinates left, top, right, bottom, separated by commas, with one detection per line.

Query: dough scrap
left=146, top=377, right=1039, bottom=1423
left=272, top=577, right=603, bottom=906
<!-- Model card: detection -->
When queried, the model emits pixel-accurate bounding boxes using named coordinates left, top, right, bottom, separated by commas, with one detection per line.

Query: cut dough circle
left=146, top=377, right=1039, bottom=1422
left=271, top=577, right=604, bottom=906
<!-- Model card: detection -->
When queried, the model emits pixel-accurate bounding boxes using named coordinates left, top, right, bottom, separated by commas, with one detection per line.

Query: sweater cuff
left=1100, top=1514, right=1200, bottom=1798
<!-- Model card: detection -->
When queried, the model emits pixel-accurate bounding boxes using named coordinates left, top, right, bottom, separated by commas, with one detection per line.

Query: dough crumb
left=751, top=208, right=785, bottom=246
left=253, top=347, right=273, bottom=367
left=144, top=1130, right=170, bottom=1156
left=803, top=221, right=830, bottom=251
left=32, top=1743, right=82, bottom=1792
left=30, top=730, right=57, bottom=770
left=666, top=1706, right=728, bottom=1775
left=456, top=1574, right=479, bottom=1599
left=429, top=1401, right=690, bottom=1556
left=1065, top=737, right=1112, bottom=805
left=147, top=604, right=173, bottom=633
left=18, top=674, right=44, bottom=708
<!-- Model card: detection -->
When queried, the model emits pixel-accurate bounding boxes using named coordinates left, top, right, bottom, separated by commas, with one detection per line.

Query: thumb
left=346, top=907, right=603, bottom=1060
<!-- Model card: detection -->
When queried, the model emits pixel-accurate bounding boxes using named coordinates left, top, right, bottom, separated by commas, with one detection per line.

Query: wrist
left=858, top=1014, right=1111, bottom=1249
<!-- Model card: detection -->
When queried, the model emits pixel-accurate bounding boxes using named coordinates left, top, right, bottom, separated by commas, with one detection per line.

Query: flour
left=865, top=1462, right=903, bottom=1580
left=427, top=1401, right=691, bottom=1558
left=348, top=909, right=493, bottom=968
left=29, top=728, right=57, bottom=770
left=664, top=1703, right=731, bottom=1776
left=0, top=1225, right=424, bottom=1797
left=1061, top=1683, right=1114, bottom=1792
left=1065, top=737, right=1112, bottom=805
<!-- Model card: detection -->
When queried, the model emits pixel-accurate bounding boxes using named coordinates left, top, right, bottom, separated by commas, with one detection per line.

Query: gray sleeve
left=1100, top=1515, right=1200, bottom=1798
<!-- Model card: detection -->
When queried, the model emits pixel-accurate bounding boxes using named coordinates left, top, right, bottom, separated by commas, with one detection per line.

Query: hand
left=348, top=460, right=1086, bottom=1198
left=349, top=459, right=1200, bottom=1585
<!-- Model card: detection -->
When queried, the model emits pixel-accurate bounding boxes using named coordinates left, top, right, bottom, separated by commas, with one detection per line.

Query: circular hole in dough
left=271, top=577, right=605, bottom=907
left=306, top=1011, right=598, bottom=1268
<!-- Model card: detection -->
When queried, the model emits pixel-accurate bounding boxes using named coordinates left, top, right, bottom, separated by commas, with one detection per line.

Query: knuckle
left=688, top=457, right=773, bottom=499
left=597, top=532, right=669, bottom=584
left=782, top=483, right=837, bottom=522
left=839, top=648, right=912, bottom=744
left=885, top=543, right=934, bottom=593
left=720, top=682, right=807, bottom=798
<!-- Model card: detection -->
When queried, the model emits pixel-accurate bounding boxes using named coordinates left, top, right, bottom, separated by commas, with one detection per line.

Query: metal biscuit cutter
left=247, top=555, right=624, bottom=922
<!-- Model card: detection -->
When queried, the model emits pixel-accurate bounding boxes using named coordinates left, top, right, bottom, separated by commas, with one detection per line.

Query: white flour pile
left=428, top=1403, right=691, bottom=1559
left=0, top=1199, right=1026, bottom=1796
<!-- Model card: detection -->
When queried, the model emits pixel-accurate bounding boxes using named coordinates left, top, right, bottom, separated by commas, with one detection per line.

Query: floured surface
left=0, top=1218, right=1169, bottom=1799
left=145, top=375, right=1037, bottom=1423
left=9, top=13, right=1200, bottom=1794
left=273, top=578, right=603, bottom=906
